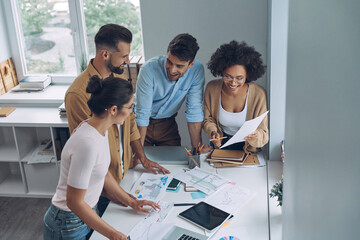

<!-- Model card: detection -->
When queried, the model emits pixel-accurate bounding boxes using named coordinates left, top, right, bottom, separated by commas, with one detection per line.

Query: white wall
left=268, top=0, right=288, bottom=161
left=140, top=0, right=268, bottom=147
left=0, top=2, right=11, bottom=62
left=283, top=0, right=360, bottom=239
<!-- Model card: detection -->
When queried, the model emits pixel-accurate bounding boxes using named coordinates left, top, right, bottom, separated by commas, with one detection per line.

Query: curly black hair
left=207, top=41, right=266, bottom=82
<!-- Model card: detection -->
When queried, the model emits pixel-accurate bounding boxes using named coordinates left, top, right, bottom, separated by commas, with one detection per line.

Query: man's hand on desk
left=129, top=199, right=160, bottom=213
left=139, top=157, right=170, bottom=174
left=131, top=139, right=170, bottom=174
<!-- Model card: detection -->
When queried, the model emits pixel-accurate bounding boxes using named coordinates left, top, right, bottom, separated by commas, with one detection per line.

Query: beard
left=108, top=58, right=124, bottom=75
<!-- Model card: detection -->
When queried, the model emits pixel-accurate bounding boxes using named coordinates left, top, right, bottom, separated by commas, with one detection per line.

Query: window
left=4, top=0, right=143, bottom=83
left=18, top=0, right=76, bottom=75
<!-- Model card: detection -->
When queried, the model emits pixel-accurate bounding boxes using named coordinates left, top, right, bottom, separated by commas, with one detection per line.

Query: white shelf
left=0, top=85, right=69, bottom=107
left=0, top=108, right=68, bottom=127
left=0, top=107, right=68, bottom=197
left=0, top=143, right=18, bottom=161
left=0, top=173, right=25, bottom=195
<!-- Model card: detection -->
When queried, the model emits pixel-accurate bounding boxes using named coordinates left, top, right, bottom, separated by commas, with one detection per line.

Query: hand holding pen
left=210, top=131, right=227, bottom=149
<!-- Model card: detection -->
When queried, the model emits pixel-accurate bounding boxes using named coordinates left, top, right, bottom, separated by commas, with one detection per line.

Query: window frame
left=3, top=0, right=88, bottom=84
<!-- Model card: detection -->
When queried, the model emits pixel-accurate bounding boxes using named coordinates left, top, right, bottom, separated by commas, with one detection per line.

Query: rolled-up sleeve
left=185, top=64, right=205, bottom=122
left=135, top=67, right=154, bottom=126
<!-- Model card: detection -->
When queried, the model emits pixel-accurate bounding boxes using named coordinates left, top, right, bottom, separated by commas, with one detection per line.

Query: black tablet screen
left=178, top=201, right=230, bottom=231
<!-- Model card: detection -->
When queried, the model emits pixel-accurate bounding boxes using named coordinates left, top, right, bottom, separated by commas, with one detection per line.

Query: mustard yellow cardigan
left=203, top=79, right=269, bottom=153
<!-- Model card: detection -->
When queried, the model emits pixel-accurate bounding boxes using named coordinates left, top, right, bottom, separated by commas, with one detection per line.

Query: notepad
left=0, top=107, right=16, bottom=117
left=211, top=149, right=244, bottom=161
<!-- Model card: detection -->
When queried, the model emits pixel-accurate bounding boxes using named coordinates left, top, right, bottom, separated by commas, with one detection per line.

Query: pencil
left=184, top=147, right=192, bottom=156
left=209, top=136, right=228, bottom=141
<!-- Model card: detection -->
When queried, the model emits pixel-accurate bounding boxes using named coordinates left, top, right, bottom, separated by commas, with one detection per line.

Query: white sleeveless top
left=219, top=90, right=249, bottom=136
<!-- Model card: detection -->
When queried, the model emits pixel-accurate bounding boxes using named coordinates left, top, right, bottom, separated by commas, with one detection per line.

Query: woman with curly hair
left=203, top=41, right=268, bottom=153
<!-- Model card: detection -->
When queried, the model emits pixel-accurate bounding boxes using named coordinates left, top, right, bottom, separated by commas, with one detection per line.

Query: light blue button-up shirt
left=135, top=55, right=205, bottom=126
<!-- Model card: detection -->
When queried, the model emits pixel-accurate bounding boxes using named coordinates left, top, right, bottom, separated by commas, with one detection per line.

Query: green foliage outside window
left=18, top=0, right=52, bottom=35
left=84, top=0, right=143, bottom=56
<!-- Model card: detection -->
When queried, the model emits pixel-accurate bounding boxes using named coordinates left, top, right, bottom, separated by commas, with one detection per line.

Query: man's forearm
left=130, top=138, right=147, bottom=160
left=137, top=126, right=148, bottom=146
left=187, top=122, right=203, bottom=148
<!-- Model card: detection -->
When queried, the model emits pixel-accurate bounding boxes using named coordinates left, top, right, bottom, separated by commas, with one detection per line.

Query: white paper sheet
left=128, top=201, right=173, bottom=240
left=220, top=111, right=269, bottom=149
left=130, top=173, right=172, bottom=202
left=174, top=167, right=229, bottom=195
left=205, top=183, right=256, bottom=214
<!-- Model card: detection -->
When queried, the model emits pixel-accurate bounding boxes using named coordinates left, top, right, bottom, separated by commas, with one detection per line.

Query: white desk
left=91, top=153, right=276, bottom=240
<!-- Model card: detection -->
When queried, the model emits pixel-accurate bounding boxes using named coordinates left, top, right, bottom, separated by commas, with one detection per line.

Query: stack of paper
left=58, top=102, right=67, bottom=118
left=19, top=75, right=51, bottom=89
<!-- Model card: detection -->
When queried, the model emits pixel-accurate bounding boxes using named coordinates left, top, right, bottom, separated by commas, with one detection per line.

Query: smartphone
left=167, top=178, right=181, bottom=191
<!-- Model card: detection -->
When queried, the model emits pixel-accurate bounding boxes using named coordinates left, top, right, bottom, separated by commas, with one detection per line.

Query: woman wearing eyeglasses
left=203, top=41, right=268, bottom=153
left=43, top=75, right=159, bottom=240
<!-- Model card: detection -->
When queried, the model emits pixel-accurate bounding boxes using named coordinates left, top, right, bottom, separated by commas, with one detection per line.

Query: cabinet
left=0, top=107, right=68, bottom=197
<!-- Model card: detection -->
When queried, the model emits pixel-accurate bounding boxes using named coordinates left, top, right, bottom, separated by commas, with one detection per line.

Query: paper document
left=130, top=173, right=171, bottom=202
left=174, top=167, right=229, bottom=195
left=210, top=225, right=251, bottom=240
left=205, top=183, right=256, bottom=214
left=128, top=201, right=173, bottom=240
left=220, top=111, right=269, bottom=149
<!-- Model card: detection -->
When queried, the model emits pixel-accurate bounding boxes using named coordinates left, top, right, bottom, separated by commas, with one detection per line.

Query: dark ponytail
left=86, top=75, right=133, bottom=116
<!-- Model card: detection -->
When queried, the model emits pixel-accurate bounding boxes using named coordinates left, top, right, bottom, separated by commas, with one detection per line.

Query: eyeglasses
left=223, top=75, right=245, bottom=82
left=124, top=103, right=135, bottom=111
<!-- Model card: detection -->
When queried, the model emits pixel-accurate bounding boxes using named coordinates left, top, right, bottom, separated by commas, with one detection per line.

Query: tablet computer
left=178, top=201, right=231, bottom=232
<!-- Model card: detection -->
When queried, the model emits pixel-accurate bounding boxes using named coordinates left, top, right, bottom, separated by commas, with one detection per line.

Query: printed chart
left=174, top=167, right=229, bottom=195
left=130, top=173, right=171, bottom=202
left=218, top=237, right=240, bottom=240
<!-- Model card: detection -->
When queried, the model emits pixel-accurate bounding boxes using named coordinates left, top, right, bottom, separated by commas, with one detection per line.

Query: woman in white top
left=43, top=76, right=159, bottom=240
left=203, top=41, right=269, bottom=153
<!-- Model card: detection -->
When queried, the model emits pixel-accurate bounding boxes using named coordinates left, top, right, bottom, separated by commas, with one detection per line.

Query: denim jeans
left=43, top=204, right=96, bottom=240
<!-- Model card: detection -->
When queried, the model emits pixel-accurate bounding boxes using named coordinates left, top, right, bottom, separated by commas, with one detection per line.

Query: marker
left=174, top=203, right=196, bottom=206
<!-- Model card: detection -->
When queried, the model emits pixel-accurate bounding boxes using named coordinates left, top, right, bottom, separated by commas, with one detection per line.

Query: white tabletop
left=91, top=152, right=272, bottom=240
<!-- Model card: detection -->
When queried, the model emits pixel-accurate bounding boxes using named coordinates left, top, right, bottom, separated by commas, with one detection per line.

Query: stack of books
left=58, top=102, right=66, bottom=118
left=12, top=75, right=51, bottom=92
left=206, top=149, right=259, bottom=167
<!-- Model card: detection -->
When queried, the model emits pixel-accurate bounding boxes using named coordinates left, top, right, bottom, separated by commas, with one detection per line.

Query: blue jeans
left=43, top=204, right=97, bottom=240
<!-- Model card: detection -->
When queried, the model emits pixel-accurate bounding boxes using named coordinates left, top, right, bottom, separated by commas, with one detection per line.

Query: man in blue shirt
left=135, top=33, right=205, bottom=149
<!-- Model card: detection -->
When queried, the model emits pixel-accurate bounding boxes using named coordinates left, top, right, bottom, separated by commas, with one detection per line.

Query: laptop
left=143, top=146, right=189, bottom=165
left=161, top=225, right=208, bottom=240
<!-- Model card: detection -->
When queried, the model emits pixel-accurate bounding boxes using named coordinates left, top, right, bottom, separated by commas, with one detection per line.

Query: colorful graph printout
left=218, top=237, right=240, bottom=240
left=130, top=173, right=171, bottom=202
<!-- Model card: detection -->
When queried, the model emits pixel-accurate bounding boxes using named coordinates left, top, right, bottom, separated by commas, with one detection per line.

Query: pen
left=174, top=203, right=196, bottom=206
left=209, top=136, right=227, bottom=141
